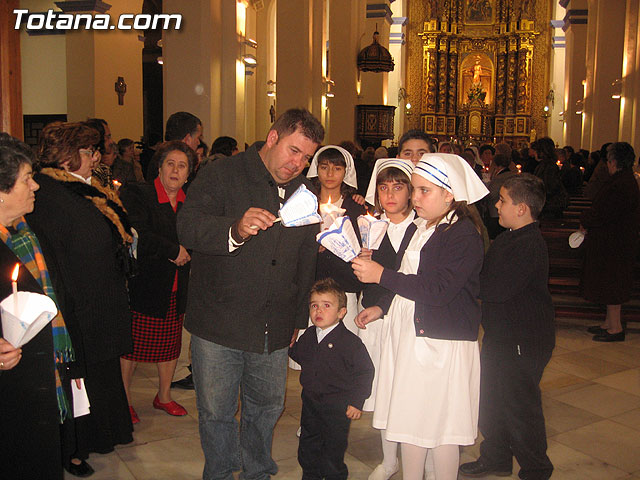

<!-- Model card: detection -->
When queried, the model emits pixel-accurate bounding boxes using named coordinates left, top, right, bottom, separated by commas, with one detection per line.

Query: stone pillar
left=620, top=0, right=640, bottom=151
left=562, top=0, right=587, bottom=149
left=327, top=0, right=362, bottom=144
left=164, top=0, right=245, bottom=145
left=276, top=0, right=314, bottom=113
left=360, top=1, right=392, bottom=106
left=582, top=0, right=626, bottom=150
left=61, top=0, right=143, bottom=141
left=0, top=0, right=22, bottom=138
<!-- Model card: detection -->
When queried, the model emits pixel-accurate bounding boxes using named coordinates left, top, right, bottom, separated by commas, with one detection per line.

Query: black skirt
left=61, top=357, right=133, bottom=462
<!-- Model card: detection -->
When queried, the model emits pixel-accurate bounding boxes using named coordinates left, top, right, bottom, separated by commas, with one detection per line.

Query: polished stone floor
left=68, top=319, right=640, bottom=480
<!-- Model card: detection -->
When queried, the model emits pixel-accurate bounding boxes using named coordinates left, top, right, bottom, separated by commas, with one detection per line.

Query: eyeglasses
left=79, top=148, right=99, bottom=157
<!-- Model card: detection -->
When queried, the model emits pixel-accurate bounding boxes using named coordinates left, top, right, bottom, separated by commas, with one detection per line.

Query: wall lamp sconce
left=243, top=54, right=257, bottom=66
left=267, top=79, right=276, bottom=97
left=324, top=79, right=335, bottom=98
left=575, top=99, right=583, bottom=115
left=244, top=38, right=258, bottom=49
left=398, top=87, right=412, bottom=117
left=542, top=105, right=550, bottom=119
left=611, top=78, right=622, bottom=99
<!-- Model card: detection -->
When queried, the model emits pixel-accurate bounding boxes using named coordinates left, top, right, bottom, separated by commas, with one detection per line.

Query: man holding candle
left=177, top=108, right=323, bottom=480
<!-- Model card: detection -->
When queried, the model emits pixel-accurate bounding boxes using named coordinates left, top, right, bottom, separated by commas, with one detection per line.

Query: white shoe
left=368, top=461, right=399, bottom=480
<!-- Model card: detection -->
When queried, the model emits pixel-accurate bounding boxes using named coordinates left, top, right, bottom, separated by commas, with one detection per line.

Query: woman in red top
left=120, top=141, right=194, bottom=422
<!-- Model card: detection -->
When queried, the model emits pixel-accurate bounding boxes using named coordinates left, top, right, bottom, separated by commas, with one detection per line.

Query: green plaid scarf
left=0, top=217, right=75, bottom=423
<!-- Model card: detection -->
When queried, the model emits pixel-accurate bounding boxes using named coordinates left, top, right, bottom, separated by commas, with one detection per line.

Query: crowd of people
left=0, top=108, right=638, bottom=480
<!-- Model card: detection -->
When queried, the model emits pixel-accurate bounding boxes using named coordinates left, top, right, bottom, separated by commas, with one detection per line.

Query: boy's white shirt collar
left=316, top=322, right=340, bottom=343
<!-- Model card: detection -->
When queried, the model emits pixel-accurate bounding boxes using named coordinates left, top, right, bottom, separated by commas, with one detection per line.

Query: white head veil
left=306, top=145, right=358, bottom=189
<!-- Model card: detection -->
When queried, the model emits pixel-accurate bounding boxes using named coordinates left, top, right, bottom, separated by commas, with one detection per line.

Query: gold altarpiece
left=407, top=0, right=552, bottom=145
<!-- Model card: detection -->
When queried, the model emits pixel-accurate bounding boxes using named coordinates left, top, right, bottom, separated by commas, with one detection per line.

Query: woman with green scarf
left=0, top=133, right=76, bottom=480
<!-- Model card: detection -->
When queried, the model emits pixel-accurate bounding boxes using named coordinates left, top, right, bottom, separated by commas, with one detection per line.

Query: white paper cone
left=72, top=379, right=91, bottom=418
left=0, top=291, right=57, bottom=348
left=357, top=215, right=390, bottom=250
left=278, top=184, right=323, bottom=227
left=317, top=216, right=361, bottom=262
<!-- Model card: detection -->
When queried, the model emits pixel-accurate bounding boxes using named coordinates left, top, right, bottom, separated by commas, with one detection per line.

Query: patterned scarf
left=0, top=217, right=75, bottom=423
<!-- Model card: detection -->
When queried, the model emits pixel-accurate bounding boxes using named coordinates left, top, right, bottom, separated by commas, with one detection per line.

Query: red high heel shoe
left=153, top=394, right=187, bottom=416
left=129, top=405, right=140, bottom=424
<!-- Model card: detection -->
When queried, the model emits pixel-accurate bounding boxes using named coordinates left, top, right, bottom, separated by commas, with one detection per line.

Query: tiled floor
left=69, top=319, right=640, bottom=479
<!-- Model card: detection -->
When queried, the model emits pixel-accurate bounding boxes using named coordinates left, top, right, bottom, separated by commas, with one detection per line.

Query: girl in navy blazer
left=352, top=154, right=488, bottom=480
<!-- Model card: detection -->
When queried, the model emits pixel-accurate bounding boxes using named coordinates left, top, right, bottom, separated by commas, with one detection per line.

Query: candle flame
left=11, top=263, right=19, bottom=282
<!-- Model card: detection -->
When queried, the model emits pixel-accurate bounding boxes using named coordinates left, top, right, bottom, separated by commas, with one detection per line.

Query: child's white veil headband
left=414, top=153, right=489, bottom=204
left=306, top=145, right=358, bottom=189
left=365, top=158, right=414, bottom=206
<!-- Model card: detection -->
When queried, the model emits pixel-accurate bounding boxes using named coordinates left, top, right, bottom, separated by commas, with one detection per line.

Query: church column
left=619, top=0, right=640, bottom=151
left=360, top=1, right=392, bottom=106
left=0, top=0, right=22, bottom=138
left=327, top=0, right=362, bottom=144
left=582, top=0, right=626, bottom=150
left=61, top=0, right=143, bottom=141
left=561, top=0, right=587, bottom=149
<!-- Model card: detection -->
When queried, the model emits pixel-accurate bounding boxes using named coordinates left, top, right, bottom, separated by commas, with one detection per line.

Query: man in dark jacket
left=177, top=108, right=323, bottom=480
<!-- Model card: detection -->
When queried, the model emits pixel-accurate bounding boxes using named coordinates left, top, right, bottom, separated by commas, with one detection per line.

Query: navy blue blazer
left=379, top=217, right=483, bottom=341
left=289, top=321, right=374, bottom=410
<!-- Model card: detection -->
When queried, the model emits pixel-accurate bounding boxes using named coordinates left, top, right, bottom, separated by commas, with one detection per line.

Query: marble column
left=582, top=0, right=626, bottom=151
left=561, top=0, right=587, bottom=149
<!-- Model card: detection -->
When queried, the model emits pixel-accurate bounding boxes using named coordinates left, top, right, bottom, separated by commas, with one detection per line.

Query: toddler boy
left=289, top=278, right=374, bottom=480
left=459, top=174, right=555, bottom=480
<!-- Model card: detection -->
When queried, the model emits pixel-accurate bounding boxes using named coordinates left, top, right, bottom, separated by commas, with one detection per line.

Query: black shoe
left=587, top=325, right=607, bottom=334
left=65, top=460, right=94, bottom=477
left=459, top=460, right=511, bottom=478
left=593, top=331, right=625, bottom=342
left=171, top=373, right=194, bottom=390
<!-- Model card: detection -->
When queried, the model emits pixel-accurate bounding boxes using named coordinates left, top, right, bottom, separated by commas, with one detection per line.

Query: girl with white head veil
left=352, top=153, right=488, bottom=480
left=305, top=145, right=365, bottom=335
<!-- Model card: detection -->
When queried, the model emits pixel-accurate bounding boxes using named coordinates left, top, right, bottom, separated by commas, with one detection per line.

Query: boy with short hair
left=459, top=174, right=555, bottom=480
left=290, top=278, right=374, bottom=480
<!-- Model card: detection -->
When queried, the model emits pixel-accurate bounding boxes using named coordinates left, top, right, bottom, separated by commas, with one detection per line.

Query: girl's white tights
left=400, top=443, right=459, bottom=480
left=380, top=430, right=399, bottom=471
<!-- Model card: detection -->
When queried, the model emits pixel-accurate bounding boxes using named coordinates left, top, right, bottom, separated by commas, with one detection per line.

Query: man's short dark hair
left=211, top=136, right=238, bottom=157
left=397, top=129, right=435, bottom=153
left=479, top=144, right=495, bottom=156
left=310, top=278, right=347, bottom=310
left=493, top=153, right=511, bottom=169
left=502, top=173, right=546, bottom=220
left=270, top=108, right=324, bottom=145
left=165, top=112, right=202, bottom=142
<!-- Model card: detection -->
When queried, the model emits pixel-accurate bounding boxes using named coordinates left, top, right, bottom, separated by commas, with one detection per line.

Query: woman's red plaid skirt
left=122, top=291, right=183, bottom=362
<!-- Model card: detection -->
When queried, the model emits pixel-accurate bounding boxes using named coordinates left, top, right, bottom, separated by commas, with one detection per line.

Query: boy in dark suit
left=459, top=174, right=555, bottom=479
left=289, top=278, right=374, bottom=480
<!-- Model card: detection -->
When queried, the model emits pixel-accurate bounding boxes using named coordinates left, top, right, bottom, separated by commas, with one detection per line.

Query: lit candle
left=556, top=160, right=562, bottom=168
left=11, top=263, right=19, bottom=314
left=516, top=164, right=522, bottom=174
left=319, top=197, right=346, bottom=231
left=357, top=213, right=390, bottom=250
left=112, top=179, right=122, bottom=190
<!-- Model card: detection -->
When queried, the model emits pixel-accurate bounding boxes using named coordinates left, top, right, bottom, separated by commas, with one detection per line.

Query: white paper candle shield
left=357, top=215, right=390, bottom=250
left=0, top=291, right=57, bottom=348
left=319, top=201, right=346, bottom=231
left=278, top=184, right=322, bottom=227
left=316, top=215, right=362, bottom=262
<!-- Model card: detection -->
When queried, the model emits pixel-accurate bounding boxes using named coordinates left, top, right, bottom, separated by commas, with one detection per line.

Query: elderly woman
left=27, top=122, right=135, bottom=476
left=581, top=142, right=640, bottom=342
left=119, top=141, right=193, bottom=422
left=0, top=133, right=76, bottom=479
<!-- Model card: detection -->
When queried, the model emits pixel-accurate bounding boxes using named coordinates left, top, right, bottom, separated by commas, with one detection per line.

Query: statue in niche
left=461, top=56, right=493, bottom=106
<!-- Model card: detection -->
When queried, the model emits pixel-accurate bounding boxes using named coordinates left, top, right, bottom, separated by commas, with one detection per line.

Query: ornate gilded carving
left=506, top=49, right=517, bottom=114
left=409, top=0, right=550, bottom=141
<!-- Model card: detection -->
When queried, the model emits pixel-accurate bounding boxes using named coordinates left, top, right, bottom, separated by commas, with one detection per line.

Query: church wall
left=20, top=0, right=67, bottom=115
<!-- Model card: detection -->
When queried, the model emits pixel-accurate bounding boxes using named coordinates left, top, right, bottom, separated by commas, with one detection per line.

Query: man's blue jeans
left=191, top=335, right=288, bottom=480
